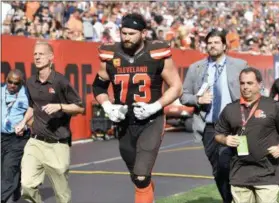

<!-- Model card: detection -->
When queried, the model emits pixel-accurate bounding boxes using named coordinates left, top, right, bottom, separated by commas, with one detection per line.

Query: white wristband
left=153, top=101, right=162, bottom=112
left=101, top=101, right=112, bottom=112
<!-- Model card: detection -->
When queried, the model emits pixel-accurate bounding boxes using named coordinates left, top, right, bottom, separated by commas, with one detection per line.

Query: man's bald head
left=34, top=40, right=54, bottom=54
left=7, top=69, right=24, bottom=83
left=6, top=69, right=24, bottom=94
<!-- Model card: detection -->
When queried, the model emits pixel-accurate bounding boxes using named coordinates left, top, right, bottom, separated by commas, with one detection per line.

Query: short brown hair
left=239, top=67, right=263, bottom=83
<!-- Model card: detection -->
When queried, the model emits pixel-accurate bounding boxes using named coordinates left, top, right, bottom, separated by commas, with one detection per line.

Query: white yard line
left=70, top=139, right=194, bottom=169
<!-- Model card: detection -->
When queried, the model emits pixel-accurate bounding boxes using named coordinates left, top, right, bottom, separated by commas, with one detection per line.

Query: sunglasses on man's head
left=7, top=80, right=21, bottom=86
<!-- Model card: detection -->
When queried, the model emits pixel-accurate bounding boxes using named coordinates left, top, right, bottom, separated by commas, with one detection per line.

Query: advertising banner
left=1, top=35, right=275, bottom=140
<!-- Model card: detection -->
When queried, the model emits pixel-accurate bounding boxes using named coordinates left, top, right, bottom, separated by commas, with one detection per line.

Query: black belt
left=31, top=134, right=69, bottom=144
left=206, top=123, right=215, bottom=127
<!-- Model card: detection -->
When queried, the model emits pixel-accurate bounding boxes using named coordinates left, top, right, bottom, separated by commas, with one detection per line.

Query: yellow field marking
left=160, top=146, right=203, bottom=153
left=70, top=145, right=208, bottom=179
left=69, top=170, right=213, bottom=180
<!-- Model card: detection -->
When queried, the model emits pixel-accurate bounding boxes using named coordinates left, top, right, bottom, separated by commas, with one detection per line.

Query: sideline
left=69, top=144, right=202, bottom=169
left=71, top=127, right=185, bottom=145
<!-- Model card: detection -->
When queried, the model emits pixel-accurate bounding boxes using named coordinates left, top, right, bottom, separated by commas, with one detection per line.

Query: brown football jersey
left=98, top=40, right=172, bottom=106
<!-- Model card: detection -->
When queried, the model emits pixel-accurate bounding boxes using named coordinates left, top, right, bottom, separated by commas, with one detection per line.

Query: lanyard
left=240, top=100, right=259, bottom=132
left=201, top=58, right=227, bottom=87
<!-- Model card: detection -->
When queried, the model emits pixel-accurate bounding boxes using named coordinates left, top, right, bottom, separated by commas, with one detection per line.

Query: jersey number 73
left=114, top=73, right=151, bottom=103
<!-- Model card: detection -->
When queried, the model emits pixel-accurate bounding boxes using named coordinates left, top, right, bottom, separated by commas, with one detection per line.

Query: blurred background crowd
left=2, top=1, right=279, bottom=55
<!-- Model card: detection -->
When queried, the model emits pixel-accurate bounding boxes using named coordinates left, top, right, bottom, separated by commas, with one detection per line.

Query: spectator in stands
left=145, top=19, right=157, bottom=40
left=103, top=14, right=120, bottom=42
left=77, top=1, right=91, bottom=12
left=1, top=1, right=279, bottom=54
left=177, top=23, right=192, bottom=49
left=26, top=23, right=34, bottom=37
left=226, top=26, right=240, bottom=51
left=2, top=20, right=11, bottom=35
left=49, top=18, right=59, bottom=34
left=60, top=27, right=72, bottom=40
left=41, top=22, right=50, bottom=38
left=157, top=29, right=165, bottom=41
left=65, top=8, right=83, bottom=40
left=33, top=15, right=41, bottom=26
left=101, top=28, right=113, bottom=43
left=2, top=1, right=13, bottom=24
left=82, top=11, right=97, bottom=41
left=12, top=5, right=25, bottom=23
left=49, top=1, right=64, bottom=24
left=49, top=30, right=58, bottom=40
left=15, top=28, right=25, bottom=36
left=92, top=13, right=104, bottom=42
left=34, top=23, right=44, bottom=38
left=72, top=30, right=84, bottom=41
left=25, top=1, right=40, bottom=22
left=64, top=2, right=78, bottom=23
left=40, top=6, right=52, bottom=24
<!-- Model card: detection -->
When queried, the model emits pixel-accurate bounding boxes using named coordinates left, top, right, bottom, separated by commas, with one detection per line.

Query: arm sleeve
left=179, top=64, right=199, bottom=107
left=275, top=102, right=279, bottom=134
left=270, top=79, right=279, bottom=99
left=26, top=82, right=34, bottom=108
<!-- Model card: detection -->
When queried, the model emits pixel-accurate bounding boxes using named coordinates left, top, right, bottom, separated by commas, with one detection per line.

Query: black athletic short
left=117, top=115, right=165, bottom=176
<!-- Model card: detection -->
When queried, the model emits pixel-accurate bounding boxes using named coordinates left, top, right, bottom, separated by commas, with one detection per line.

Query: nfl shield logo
left=113, top=58, right=121, bottom=67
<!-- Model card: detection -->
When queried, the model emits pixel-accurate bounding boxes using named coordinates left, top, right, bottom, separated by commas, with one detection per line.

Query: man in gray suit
left=180, top=29, right=247, bottom=203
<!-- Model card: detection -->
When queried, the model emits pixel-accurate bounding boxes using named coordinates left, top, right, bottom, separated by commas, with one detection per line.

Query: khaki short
left=231, top=184, right=279, bottom=203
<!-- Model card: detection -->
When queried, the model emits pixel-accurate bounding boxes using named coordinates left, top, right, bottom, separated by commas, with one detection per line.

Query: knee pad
left=131, top=174, right=151, bottom=188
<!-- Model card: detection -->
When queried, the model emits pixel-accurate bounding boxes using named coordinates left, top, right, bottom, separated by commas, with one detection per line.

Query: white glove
left=133, top=101, right=162, bottom=120
left=102, top=101, right=128, bottom=122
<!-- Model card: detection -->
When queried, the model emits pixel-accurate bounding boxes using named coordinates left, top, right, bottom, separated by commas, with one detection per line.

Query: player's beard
left=121, top=38, right=142, bottom=56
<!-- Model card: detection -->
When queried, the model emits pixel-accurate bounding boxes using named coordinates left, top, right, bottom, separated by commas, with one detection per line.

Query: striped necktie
left=212, top=64, right=222, bottom=122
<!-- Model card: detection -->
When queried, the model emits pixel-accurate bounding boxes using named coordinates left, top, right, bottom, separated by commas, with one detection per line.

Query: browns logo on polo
left=216, top=96, right=279, bottom=163
left=48, top=87, right=55, bottom=94
left=254, top=109, right=266, bottom=118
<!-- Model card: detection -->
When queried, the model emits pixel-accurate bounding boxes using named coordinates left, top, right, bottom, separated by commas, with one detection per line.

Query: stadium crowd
left=2, top=1, right=279, bottom=55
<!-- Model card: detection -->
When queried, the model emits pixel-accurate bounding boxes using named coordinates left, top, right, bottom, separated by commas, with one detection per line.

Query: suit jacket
left=180, top=55, right=247, bottom=138
left=270, top=78, right=279, bottom=99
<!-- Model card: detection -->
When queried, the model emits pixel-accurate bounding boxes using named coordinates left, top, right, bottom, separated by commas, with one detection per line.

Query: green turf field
left=157, top=184, right=222, bottom=203
left=157, top=184, right=279, bottom=203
